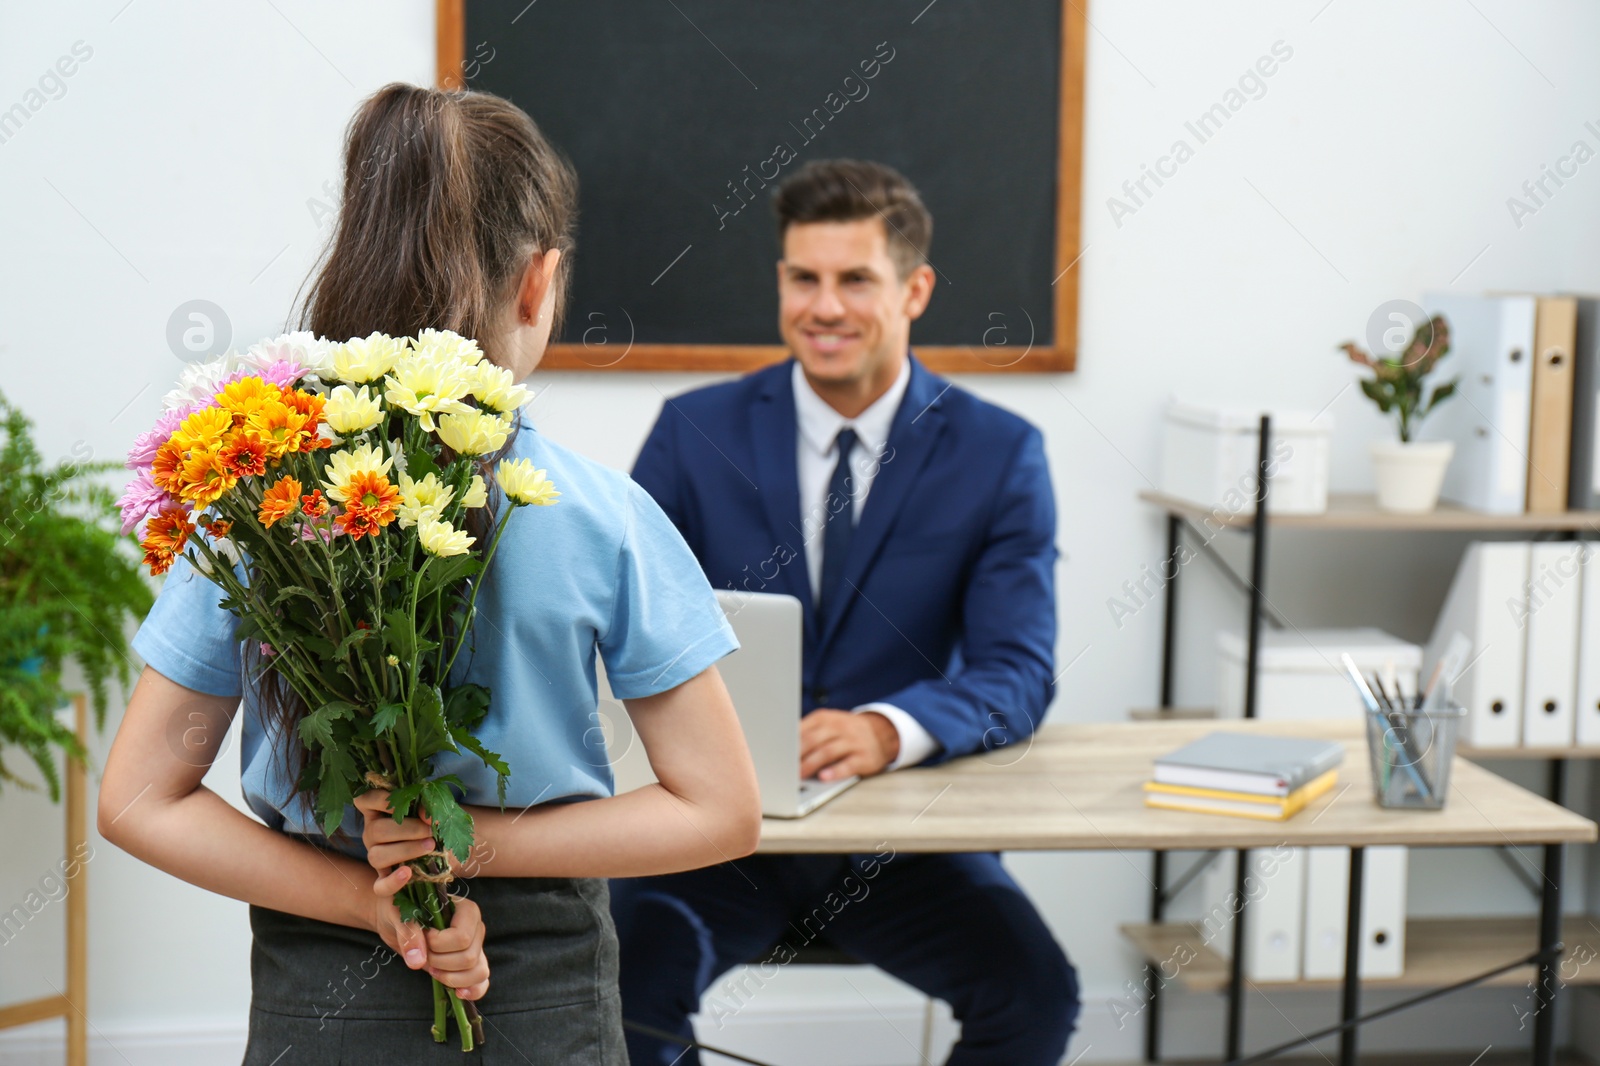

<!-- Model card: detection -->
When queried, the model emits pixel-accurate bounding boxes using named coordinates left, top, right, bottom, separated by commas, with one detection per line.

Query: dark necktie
left=817, top=427, right=858, bottom=620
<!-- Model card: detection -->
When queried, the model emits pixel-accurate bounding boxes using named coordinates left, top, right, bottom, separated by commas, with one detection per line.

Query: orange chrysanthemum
left=283, top=389, right=332, bottom=452
left=220, top=434, right=269, bottom=478
left=259, top=475, right=303, bottom=528
left=198, top=515, right=232, bottom=539
left=174, top=448, right=235, bottom=507
left=141, top=505, right=195, bottom=576
left=300, top=489, right=329, bottom=518
left=244, top=401, right=315, bottom=460
left=333, top=471, right=400, bottom=539
left=151, top=438, right=185, bottom=494
left=216, top=377, right=282, bottom=425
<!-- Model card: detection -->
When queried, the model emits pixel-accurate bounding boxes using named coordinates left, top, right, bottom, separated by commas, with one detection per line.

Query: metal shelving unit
left=1136, top=416, right=1599, bottom=1066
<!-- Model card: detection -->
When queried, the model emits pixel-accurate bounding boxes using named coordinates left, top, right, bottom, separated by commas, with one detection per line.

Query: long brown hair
left=262, top=83, right=578, bottom=842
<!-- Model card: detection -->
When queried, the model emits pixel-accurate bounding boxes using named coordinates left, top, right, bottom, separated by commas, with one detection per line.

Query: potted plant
left=1340, top=313, right=1458, bottom=513
left=1, top=390, right=151, bottom=802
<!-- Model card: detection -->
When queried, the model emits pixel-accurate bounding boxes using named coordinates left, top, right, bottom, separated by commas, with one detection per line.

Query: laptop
left=713, top=589, right=860, bottom=818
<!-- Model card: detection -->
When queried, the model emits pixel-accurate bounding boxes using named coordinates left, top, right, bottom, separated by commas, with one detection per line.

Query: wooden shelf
left=1140, top=489, right=1600, bottom=532
left=1121, top=916, right=1600, bottom=993
left=1130, top=708, right=1600, bottom=761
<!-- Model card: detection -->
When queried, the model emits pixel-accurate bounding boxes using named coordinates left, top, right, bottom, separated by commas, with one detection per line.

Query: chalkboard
left=442, top=0, right=1084, bottom=372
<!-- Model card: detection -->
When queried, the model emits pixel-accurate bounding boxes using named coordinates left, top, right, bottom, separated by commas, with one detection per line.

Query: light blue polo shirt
left=131, top=416, right=739, bottom=861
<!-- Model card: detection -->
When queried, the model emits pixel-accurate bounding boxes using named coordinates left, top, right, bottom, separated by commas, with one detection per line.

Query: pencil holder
left=1364, top=700, right=1466, bottom=809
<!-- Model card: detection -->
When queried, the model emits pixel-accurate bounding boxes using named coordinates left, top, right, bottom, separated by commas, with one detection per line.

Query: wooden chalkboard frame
left=435, top=0, right=1085, bottom=373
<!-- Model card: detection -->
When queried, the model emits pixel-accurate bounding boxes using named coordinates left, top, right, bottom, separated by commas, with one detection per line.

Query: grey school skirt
left=241, top=858, right=627, bottom=1066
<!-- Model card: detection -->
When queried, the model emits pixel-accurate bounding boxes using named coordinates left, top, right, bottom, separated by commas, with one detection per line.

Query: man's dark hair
left=772, top=159, right=932, bottom=280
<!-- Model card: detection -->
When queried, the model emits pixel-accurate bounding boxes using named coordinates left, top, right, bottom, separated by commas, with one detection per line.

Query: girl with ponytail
left=101, top=83, right=761, bottom=1063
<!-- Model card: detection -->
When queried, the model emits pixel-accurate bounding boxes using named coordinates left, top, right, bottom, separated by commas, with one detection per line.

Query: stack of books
left=1144, top=732, right=1344, bottom=820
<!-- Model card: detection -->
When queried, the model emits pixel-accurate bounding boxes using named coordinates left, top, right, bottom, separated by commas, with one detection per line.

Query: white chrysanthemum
left=194, top=536, right=241, bottom=576
left=330, top=332, right=404, bottom=384
left=467, top=361, right=535, bottom=413
left=437, top=409, right=511, bottom=456
left=161, top=354, right=236, bottom=410
left=396, top=471, right=455, bottom=529
left=497, top=458, right=560, bottom=506
left=324, top=385, right=384, bottom=434
left=461, top=474, right=487, bottom=509
left=411, top=328, right=484, bottom=368
left=419, top=516, right=474, bottom=557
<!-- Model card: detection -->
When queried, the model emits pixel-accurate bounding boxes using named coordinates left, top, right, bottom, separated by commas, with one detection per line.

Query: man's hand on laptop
left=800, top=709, right=901, bottom=781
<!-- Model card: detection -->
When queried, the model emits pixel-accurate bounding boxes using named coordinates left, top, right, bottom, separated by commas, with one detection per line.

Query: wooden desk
left=758, top=719, right=1596, bottom=854
left=758, top=720, right=1596, bottom=1066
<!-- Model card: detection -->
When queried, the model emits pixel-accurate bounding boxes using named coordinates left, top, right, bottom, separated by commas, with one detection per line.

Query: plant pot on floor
left=1370, top=439, right=1454, bottom=513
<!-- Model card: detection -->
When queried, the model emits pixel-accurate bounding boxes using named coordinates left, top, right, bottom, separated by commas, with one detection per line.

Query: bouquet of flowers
left=119, top=329, right=558, bottom=1051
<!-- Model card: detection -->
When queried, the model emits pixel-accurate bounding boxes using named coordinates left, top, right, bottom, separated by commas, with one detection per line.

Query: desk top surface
left=756, top=719, right=1599, bottom=853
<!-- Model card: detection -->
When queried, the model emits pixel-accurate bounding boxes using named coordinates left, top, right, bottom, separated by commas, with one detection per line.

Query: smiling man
left=609, top=159, right=1079, bottom=1066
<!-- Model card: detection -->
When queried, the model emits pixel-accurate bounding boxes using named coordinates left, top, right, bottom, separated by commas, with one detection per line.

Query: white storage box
left=1160, top=400, right=1332, bottom=515
left=1217, top=628, right=1421, bottom=720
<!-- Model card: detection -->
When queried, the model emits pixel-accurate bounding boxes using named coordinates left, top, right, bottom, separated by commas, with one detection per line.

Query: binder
left=1566, top=297, right=1600, bottom=511
left=1522, top=541, right=1582, bottom=747
left=1526, top=297, right=1578, bottom=513
left=1419, top=293, right=1536, bottom=514
left=1576, top=544, right=1600, bottom=745
left=1203, top=847, right=1306, bottom=982
left=1425, top=541, right=1531, bottom=748
left=1302, top=846, right=1409, bottom=980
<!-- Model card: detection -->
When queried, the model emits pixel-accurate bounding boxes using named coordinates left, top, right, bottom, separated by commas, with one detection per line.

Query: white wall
left=3, top=0, right=1600, bottom=1062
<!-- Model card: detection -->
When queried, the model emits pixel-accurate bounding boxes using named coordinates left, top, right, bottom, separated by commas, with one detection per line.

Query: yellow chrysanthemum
left=461, top=474, right=487, bottom=509
left=324, top=384, right=384, bottom=434
left=169, top=406, right=233, bottom=453
left=330, top=332, right=404, bottom=384
left=411, top=328, right=484, bottom=368
left=467, top=361, right=534, bottom=413
left=497, top=458, right=560, bottom=506
left=243, top=400, right=315, bottom=460
left=322, top=442, right=395, bottom=504
left=384, top=352, right=474, bottom=431
left=215, top=377, right=282, bottom=424
left=437, top=409, right=511, bottom=456
left=418, top=515, right=475, bottom=557
left=395, top=471, right=455, bottom=529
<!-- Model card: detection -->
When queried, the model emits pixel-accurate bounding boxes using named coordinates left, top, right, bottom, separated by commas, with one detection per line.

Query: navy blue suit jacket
left=630, top=354, right=1058, bottom=764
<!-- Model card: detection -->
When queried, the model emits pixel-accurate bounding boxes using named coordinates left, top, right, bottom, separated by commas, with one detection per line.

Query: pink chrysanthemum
left=116, top=468, right=178, bottom=534
left=125, top=405, right=199, bottom=469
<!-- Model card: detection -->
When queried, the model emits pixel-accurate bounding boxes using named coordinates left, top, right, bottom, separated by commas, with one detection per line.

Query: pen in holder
left=1340, top=649, right=1466, bottom=810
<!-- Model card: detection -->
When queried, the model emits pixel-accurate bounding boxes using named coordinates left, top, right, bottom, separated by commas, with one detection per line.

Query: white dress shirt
left=792, top=358, right=940, bottom=771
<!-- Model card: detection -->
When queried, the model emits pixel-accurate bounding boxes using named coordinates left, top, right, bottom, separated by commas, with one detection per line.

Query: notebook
left=1143, top=768, right=1338, bottom=820
left=1152, top=733, right=1345, bottom=797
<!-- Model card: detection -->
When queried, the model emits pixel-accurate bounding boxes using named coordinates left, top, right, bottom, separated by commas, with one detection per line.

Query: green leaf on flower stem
left=406, top=449, right=442, bottom=483
left=271, top=585, right=318, bottom=607
left=418, top=554, right=481, bottom=600
left=299, top=700, right=357, bottom=749
left=336, top=626, right=373, bottom=659
left=316, top=745, right=358, bottom=836
left=387, top=779, right=428, bottom=822
left=420, top=779, right=475, bottom=864
left=299, top=633, right=337, bottom=660
left=450, top=726, right=510, bottom=808
left=372, top=702, right=405, bottom=735
left=443, top=684, right=492, bottom=730
left=382, top=609, right=417, bottom=662
left=409, top=685, right=456, bottom=761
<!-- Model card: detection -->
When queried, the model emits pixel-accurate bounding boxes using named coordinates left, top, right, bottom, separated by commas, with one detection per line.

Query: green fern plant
left=0, top=390, right=151, bottom=801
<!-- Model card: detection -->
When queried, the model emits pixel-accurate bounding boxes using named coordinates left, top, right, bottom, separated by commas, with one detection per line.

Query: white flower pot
left=1369, top=439, right=1454, bottom=513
